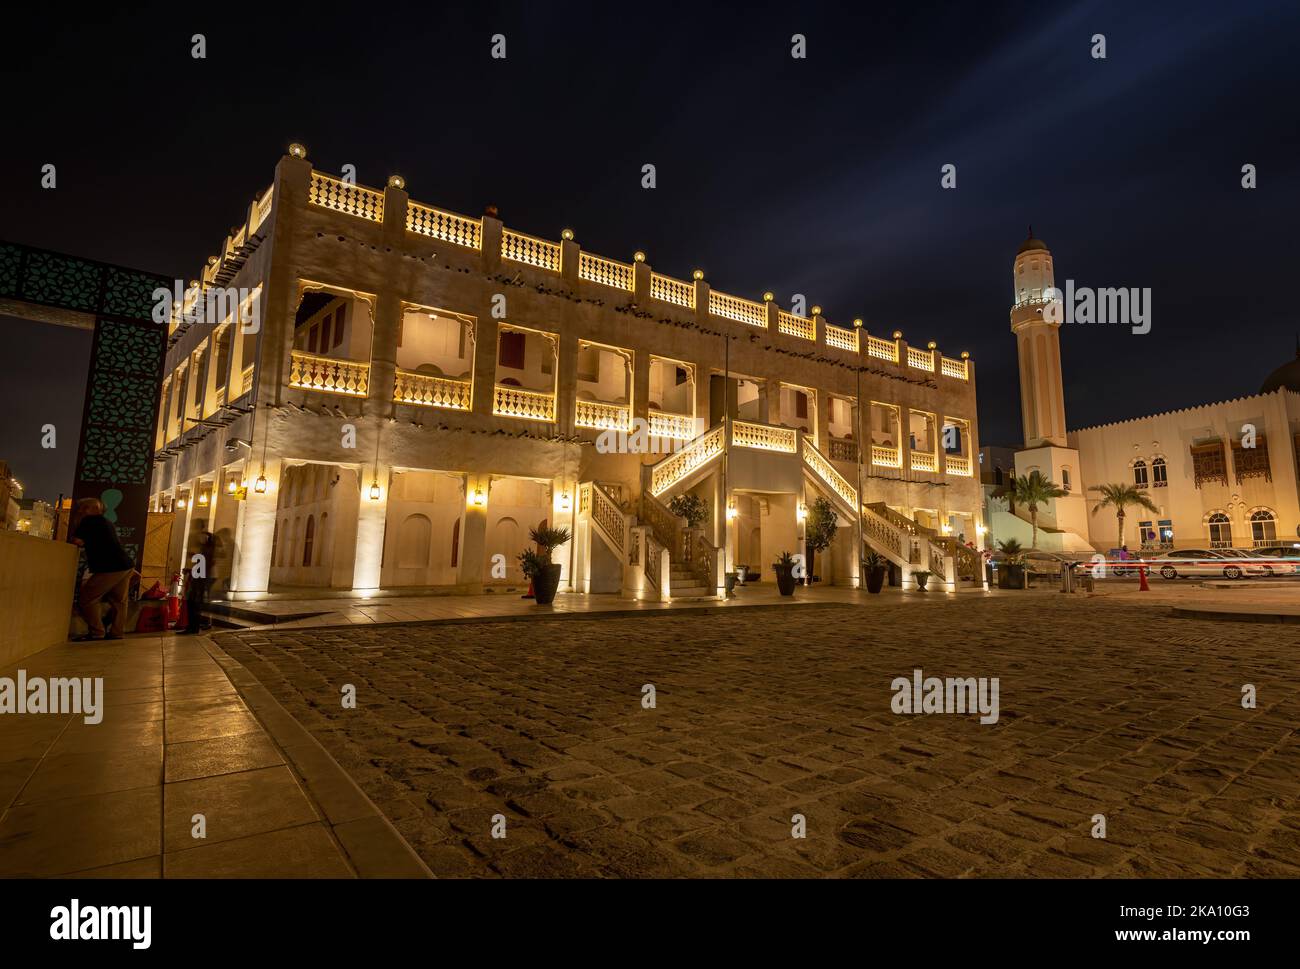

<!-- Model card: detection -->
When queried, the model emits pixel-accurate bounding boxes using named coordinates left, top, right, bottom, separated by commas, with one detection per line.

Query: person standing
left=185, top=529, right=218, bottom=634
left=71, top=498, right=134, bottom=641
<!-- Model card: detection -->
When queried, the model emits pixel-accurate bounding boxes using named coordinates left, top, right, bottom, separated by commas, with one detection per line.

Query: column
left=229, top=457, right=282, bottom=595
left=352, top=463, right=391, bottom=591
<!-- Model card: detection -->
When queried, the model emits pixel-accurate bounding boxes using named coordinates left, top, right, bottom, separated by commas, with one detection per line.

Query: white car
left=1217, top=548, right=1297, bottom=575
left=1150, top=549, right=1271, bottom=580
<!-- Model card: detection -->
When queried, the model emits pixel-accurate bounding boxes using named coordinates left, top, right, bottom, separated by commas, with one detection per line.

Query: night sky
left=3, top=0, right=1297, bottom=502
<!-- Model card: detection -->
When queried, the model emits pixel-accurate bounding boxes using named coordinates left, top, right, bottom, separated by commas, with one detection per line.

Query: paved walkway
left=213, top=593, right=1300, bottom=878
left=0, top=634, right=429, bottom=878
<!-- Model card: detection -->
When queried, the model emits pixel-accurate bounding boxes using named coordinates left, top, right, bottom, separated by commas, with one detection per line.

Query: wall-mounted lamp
left=852, top=318, right=863, bottom=329
left=762, top=291, right=774, bottom=302
left=288, top=143, right=307, bottom=159
left=254, top=475, right=267, bottom=494
left=561, top=228, right=574, bottom=241
left=633, top=251, right=646, bottom=263
left=472, top=489, right=487, bottom=507
left=227, top=478, right=237, bottom=494
left=177, top=497, right=187, bottom=510
left=726, top=505, right=738, bottom=521
left=198, top=491, right=209, bottom=506
left=797, top=503, right=808, bottom=523
left=692, top=269, right=704, bottom=281
left=387, top=174, right=406, bottom=189
left=559, top=492, right=572, bottom=511
left=811, top=305, right=822, bottom=316
left=892, top=330, right=903, bottom=340
left=961, top=351, right=970, bottom=360
left=369, top=481, right=381, bottom=501
left=927, top=341, right=937, bottom=350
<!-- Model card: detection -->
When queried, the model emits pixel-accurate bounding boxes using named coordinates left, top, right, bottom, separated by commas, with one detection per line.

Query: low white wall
left=0, top=531, right=77, bottom=668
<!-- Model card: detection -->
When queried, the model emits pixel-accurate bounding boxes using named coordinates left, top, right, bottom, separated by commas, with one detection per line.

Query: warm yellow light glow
left=927, top=341, right=937, bottom=350
left=288, top=143, right=306, bottom=158
left=561, top=228, right=574, bottom=241
left=473, top=489, right=486, bottom=507
left=692, top=269, right=704, bottom=281
left=961, top=351, right=970, bottom=359
left=976, top=524, right=987, bottom=535
left=811, top=305, right=822, bottom=316
left=369, top=482, right=381, bottom=500
left=762, top=291, right=774, bottom=302
left=387, top=174, right=406, bottom=189
left=634, top=251, right=645, bottom=263
left=852, top=318, right=863, bottom=329
left=726, top=505, right=738, bottom=520
left=177, top=498, right=187, bottom=510
left=198, top=492, right=209, bottom=506
left=892, top=330, right=903, bottom=339
left=227, top=478, right=237, bottom=494
left=797, top=503, right=807, bottom=522
left=254, top=475, right=267, bottom=494
left=559, top=492, right=572, bottom=511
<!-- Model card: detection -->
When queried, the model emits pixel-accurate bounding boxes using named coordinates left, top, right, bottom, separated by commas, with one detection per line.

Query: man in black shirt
left=72, top=498, right=134, bottom=640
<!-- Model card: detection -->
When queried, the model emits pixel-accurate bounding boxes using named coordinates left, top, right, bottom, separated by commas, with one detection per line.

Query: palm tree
left=1088, top=483, right=1158, bottom=549
left=1007, top=470, right=1066, bottom=549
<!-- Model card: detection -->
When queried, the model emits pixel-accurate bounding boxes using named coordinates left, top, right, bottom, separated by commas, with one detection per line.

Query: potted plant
left=803, top=496, right=838, bottom=587
left=773, top=551, right=798, bottom=596
left=668, top=493, right=708, bottom=529
left=519, top=525, right=571, bottom=605
left=862, top=550, right=887, bottom=594
left=996, top=538, right=1026, bottom=589
left=725, top=570, right=739, bottom=596
left=735, top=564, right=749, bottom=585
left=912, top=570, right=932, bottom=591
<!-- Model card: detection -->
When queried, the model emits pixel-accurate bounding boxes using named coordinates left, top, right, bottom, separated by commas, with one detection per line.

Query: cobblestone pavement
left=214, top=596, right=1300, bottom=878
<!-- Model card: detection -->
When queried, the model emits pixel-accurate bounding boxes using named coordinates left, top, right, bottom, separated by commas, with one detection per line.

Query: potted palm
left=773, top=551, right=798, bottom=596
left=862, top=549, right=887, bottom=594
left=668, top=493, right=708, bottom=529
left=802, top=497, right=838, bottom=587
left=996, top=471, right=1066, bottom=549
left=996, top=538, right=1026, bottom=589
left=912, top=569, right=932, bottom=591
left=518, top=525, right=571, bottom=605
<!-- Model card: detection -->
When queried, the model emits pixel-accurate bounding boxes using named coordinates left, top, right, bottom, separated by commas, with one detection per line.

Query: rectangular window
left=1061, top=468, right=1071, bottom=491
left=795, top=392, right=808, bottom=419
left=499, top=330, right=525, bottom=370
left=1158, top=520, right=1173, bottom=546
left=1138, top=520, right=1156, bottom=545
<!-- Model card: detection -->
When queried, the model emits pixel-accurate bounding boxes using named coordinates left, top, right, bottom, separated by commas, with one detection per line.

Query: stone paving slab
left=0, top=633, right=430, bottom=879
left=215, top=594, right=1300, bottom=878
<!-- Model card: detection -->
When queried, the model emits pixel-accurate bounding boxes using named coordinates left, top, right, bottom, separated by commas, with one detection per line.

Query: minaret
left=1010, top=228, right=1068, bottom=448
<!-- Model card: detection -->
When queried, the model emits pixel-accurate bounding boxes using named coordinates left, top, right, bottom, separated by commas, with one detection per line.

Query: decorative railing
left=862, top=505, right=905, bottom=560
left=928, top=540, right=948, bottom=577
left=588, top=481, right=628, bottom=555
left=501, top=229, right=561, bottom=271
left=649, top=411, right=697, bottom=440
left=802, top=438, right=858, bottom=509
left=825, top=325, right=857, bottom=351
left=949, top=540, right=983, bottom=582
left=940, top=356, right=968, bottom=380
left=911, top=450, right=938, bottom=473
left=828, top=438, right=858, bottom=462
left=493, top=384, right=556, bottom=421
left=394, top=369, right=472, bottom=410
left=709, top=290, right=766, bottom=327
left=289, top=351, right=370, bottom=396
left=650, top=424, right=724, bottom=495
left=252, top=186, right=274, bottom=232
left=240, top=364, right=254, bottom=396
left=575, top=398, right=631, bottom=431
left=641, top=491, right=686, bottom=561
left=578, top=252, right=634, bottom=291
left=865, top=335, right=898, bottom=362
left=732, top=420, right=797, bottom=453
left=651, top=273, right=695, bottom=308
left=944, top=454, right=972, bottom=477
left=866, top=502, right=930, bottom=538
left=778, top=311, right=815, bottom=342
left=686, top=527, right=721, bottom=595
left=644, top=534, right=664, bottom=596
left=871, top=444, right=902, bottom=468
left=308, top=171, right=384, bottom=223
left=907, top=346, right=935, bottom=371
left=406, top=202, right=482, bottom=249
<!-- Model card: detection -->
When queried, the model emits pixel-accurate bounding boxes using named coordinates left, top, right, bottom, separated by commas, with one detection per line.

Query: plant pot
left=914, top=573, right=930, bottom=591
left=725, top=572, right=739, bottom=596
left=774, top=565, right=797, bottom=597
left=866, top=566, right=886, bottom=594
left=1007, top=564, right=1025, bottom=589
left=533, top=563, right=563, bottom=605
left=736, top=565, right=749, bottom=585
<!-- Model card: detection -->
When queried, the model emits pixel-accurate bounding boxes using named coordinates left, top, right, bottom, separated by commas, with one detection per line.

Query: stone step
left=669, top=585, right=709, bottom=597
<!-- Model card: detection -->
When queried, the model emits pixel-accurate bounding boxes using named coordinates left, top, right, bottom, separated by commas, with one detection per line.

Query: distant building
left=991, top=232, right=1300, bottom=554
left=0, top=462, right=23, bottom=532
left=16, top=499, right=55, bottom=539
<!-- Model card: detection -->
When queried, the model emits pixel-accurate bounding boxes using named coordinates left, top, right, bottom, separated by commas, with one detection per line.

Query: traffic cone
left=1138, top=564, right=1149, bottom=591
left=522, top=578, right=534, bottom=600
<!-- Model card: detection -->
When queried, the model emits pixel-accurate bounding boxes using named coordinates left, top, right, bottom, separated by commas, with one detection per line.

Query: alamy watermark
left=152, top=280, right=261, bottom=333
left=891, top=668, right=1000, bottom=724
left=1042, top=280, right=1151, bottom=335
left=0, top=671, right=103, bottom=724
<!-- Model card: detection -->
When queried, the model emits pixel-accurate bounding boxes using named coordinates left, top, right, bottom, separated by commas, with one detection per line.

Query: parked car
left=1255, top=544, right=1300, bottom=561
left=1217, top=548, right=1298, bottom=575
left=1149, top=549, right=1271, bottom=580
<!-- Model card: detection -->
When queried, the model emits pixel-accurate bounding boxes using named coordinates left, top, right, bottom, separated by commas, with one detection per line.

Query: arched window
left=302, top=515, right=315, bottom=567
left=450, top=518, right=461, bottom=568
left=1250, top=510, right=1277, bottom=546
left=1151, top=457, right=1167, bottom=488
left=1207, top=512, right=1231, bottom=549
left=1132, top=460, right=1148, bottom=489
left=397, top=514, right=432, bottom=568
left=318, top=512, right=329, bottom=567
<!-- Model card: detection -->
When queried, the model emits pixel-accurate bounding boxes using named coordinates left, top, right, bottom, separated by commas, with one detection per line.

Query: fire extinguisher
left=166, top=571, right=183, bottom=623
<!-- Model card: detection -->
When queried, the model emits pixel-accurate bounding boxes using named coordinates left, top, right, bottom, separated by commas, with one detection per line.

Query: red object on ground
left=165, top=594, right=180, bottom=622
left=136, top=603, right=168, bottom=632
left=1138, top=565, right=1150, bottom=591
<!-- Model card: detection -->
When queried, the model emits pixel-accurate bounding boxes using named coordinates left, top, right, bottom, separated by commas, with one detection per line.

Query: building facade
left=993, top=233, right=1300, bottom=555
left=149, top=148, right=985, bottom=599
